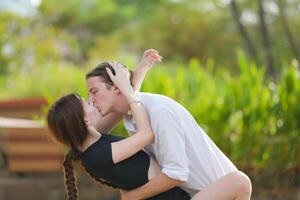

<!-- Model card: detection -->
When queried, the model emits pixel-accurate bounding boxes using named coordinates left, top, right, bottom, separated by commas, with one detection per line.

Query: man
left=86, top=53, right=252, bottom=200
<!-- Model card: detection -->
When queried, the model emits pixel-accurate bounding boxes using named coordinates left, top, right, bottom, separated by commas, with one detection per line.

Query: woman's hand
left=131, top=49, right=162, bottom=92
left=137, top=49, right=162, bottom=71
left=106, top=61, right=136, bottom=102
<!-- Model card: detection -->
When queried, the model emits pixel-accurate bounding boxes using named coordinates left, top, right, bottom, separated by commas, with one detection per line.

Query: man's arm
left=96, top=112, right=122, bottom=133
left=96, top=49, right=161, bottom=133
left=124, top=172, right=184, bottom=200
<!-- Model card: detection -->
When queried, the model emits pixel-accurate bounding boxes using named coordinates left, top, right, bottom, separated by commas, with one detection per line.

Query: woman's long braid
left=63, top=146, right=121, bottom=200
left=62, top=147, right=81, bottom=200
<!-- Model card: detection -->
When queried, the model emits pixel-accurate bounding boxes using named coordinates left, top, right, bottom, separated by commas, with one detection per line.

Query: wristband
left=128, top=100, right=141, bottom=106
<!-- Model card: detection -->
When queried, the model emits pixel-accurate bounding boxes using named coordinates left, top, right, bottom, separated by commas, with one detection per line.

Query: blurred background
left=0, top=0, right=299, bottom=199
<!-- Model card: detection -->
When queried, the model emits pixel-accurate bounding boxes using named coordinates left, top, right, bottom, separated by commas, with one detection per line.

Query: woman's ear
left=84, top=118, right=90, bottom=126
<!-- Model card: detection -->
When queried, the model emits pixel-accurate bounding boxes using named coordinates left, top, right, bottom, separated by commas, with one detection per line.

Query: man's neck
left=113, top=95, right=131, bottom=115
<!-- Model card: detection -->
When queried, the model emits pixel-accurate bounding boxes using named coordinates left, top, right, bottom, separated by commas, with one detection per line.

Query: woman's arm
left=131, top=49, right=162, bottom=91
left=106, top=62, right=155, bottom=164
left=96, top=49, right=162, bottom=133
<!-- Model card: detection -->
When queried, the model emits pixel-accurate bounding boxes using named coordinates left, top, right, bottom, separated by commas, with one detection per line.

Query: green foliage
left=140, top=57, right=299, bottom=177
left=1, top=0, right=300, bottom=76
left=0, top=63, right=87, bottom=99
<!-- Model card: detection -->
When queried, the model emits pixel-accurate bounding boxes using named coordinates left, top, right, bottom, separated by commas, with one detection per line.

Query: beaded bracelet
left=128, top=100, right=141, bottom=106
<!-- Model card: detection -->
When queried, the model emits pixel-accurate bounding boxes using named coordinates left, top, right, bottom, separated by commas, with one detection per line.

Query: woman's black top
left=82, top=134, right=149, bottom=189
left=81, top=134, right=190, bottom=200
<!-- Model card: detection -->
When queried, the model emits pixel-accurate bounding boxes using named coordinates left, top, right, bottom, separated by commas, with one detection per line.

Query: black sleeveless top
left=81, top=134, right=190, bottom=200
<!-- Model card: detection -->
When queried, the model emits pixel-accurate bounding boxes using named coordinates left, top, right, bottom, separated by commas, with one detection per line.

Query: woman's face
left=81, top=98, right=103, bottom=128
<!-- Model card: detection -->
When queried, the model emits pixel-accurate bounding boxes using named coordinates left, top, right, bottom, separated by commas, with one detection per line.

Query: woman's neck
left=79, top=128, right=102, bottom=152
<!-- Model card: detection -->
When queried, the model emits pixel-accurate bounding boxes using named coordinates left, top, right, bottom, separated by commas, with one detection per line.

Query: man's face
left=86, top=76, right=115, bottom=116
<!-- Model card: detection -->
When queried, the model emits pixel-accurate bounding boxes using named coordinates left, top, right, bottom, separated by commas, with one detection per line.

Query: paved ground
left=0, top=169, right=298, bottom=200
left=0, top=170, right=119, bottom=200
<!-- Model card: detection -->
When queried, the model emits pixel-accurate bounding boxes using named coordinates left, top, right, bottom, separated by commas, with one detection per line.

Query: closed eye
left=90, top=89, right=98, bottom=95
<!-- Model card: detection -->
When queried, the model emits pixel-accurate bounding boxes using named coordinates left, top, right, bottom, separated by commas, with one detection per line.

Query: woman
left=47, top=62, right=190, bottom=200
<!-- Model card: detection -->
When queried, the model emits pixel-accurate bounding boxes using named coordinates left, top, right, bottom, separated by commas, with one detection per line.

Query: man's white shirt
left=124, top=92, right=237, bottom=197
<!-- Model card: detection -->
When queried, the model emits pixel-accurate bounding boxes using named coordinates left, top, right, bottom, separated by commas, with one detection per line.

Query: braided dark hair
left=63, top=148, right=81, bottom=200
left=63, top=146, right=122, bottom=200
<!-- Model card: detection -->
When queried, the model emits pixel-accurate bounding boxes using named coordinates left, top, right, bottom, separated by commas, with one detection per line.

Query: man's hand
left=120, top=190, right=134, bottom=200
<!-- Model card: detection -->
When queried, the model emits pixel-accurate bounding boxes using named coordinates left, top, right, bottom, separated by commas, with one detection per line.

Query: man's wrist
left=127, top=190, right=140, bottom=200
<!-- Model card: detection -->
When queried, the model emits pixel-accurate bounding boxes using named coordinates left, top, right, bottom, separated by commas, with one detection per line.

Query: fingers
left=149, top=53, right=162, bottom=62
left=107, top=61, right=130, bottom=79
left=108, top=61, right=118, bottom=71
left=151, top=53, right=162, bottom=61
left=109, top=61, right=127, bottom=70
left=144, top=49, right=162, bottom=62
left=106, top=67, right=115, bottom=80
left=144, top=49, right=158, bottom=56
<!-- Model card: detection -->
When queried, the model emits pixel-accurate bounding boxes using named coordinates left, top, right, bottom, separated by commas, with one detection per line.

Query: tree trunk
left=278, top=0, right=300, bottom=63
left=258, top=0, right=276, bottom=77
left=230, top=0, right=258, bottom=62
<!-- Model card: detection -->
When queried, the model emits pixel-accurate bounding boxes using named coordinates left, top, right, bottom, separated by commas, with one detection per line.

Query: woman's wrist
left=122, top=87, right=135, bottom=100
left=128, top=100, right=141, bottom=107
left=137, top=63, right=151, bottom=72
left=126, top=93, right=139, bottom=104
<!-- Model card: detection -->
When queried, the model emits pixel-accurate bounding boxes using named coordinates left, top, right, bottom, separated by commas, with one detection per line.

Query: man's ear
left=112, top=85, right=121, bottom=94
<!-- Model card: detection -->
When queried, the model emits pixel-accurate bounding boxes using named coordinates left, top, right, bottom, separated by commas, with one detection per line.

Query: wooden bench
left=0, top=97, right=47, bottom=119
left=0, top=117, right=64, bottom=172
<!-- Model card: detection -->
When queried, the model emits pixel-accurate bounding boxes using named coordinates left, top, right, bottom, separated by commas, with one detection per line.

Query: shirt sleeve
left=123, top=116, right=136, bottom=135
left=86, top=143, right=114, bottom=172
left=151, top=108, right=190, bottom=182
